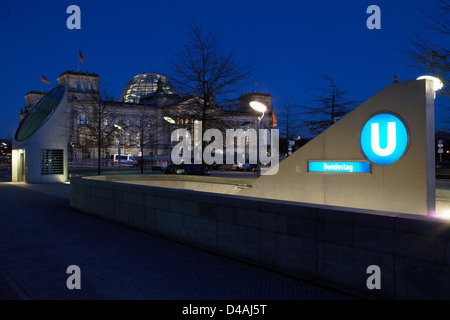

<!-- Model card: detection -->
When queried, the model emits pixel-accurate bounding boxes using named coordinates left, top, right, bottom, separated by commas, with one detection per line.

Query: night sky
left=0, top=0, right=446, bottom=138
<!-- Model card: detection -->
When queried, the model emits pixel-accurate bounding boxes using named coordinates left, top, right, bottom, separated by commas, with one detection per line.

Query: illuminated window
left=78, top=114, right=89, bottom=126
left=81, top=82, right=85, bottom=90
left=126, top=119, right=131, bottom=127
left=74, top=82, right=78, bottom=89
left=88, top=83, right=92, bottom=90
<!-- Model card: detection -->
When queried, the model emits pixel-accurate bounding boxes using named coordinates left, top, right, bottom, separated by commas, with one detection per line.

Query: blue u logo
left=360, top=113, right=408, bottom=165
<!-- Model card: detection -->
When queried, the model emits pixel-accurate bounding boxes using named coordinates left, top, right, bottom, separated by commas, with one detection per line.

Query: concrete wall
left=114, top=180, right=248, bottom=194
left=70, top=176, right=450, bottom=299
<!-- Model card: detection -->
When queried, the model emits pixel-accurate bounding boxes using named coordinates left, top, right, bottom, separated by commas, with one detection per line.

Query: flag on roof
left=41, top=74, right=50, bottom=84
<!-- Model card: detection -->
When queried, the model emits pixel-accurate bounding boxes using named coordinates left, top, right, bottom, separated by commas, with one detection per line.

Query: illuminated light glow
left=113, top=124, right=123, bottom=130
left=361, top=113, right=408, bottom=165
left=308, top=161, right=371, bottom=173
left=416, top=75, right=444, bottom=92
left=164, top=116, right=175, bottom=124
left=249, top=101, right=267, bottom=113
left=370, top=122, right=396, bottom=156
left=436, top=209, right=450, bottom=220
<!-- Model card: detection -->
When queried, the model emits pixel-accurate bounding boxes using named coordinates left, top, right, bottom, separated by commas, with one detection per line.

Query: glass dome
left=120, top=73, right=176, bottom=103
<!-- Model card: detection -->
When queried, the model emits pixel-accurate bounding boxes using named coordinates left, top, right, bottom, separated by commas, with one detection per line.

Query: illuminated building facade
left=18, top=70, right=274, bottom=163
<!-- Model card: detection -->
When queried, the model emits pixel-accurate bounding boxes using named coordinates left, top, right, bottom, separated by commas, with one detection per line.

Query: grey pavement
left=0, top=180, right=358, bottom=300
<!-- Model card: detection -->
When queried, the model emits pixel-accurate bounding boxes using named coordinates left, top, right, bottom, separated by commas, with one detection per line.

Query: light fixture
left=249, top=101, right=267, bottom=113
left=164, top=116, right=175, bottom=124
left=417, top=75, right=444, bottom=98
left=249, top=101, right=267, bottom=177
left=437, top=208, right=450, bottom=220
left=113, top=124, right=124, bottom=171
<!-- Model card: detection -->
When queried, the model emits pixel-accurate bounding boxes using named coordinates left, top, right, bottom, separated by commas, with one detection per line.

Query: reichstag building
left=18, top=70, right=274, bottom=163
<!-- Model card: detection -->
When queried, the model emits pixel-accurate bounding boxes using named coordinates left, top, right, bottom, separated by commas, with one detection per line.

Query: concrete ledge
left=70, top=176, right=450, bottom=299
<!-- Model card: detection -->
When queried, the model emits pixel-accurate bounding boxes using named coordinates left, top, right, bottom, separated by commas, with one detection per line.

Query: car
left=110, top=154, right=138, bottom=167
left=164, top=164, right=211, bottom=176
left=151, top=160, right=169, bottom=171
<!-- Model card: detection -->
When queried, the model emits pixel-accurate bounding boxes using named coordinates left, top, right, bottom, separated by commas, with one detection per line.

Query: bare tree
left=76, top=93, right=118, bottom=175
left=134, top=111, right=166, bottom=174
left=402, top=0, right=449, bottom=97
left=276, top=100, right=303, bottom=140
left=166, top=21, right=253, bottom=173
left=301, top=75, right=359, bottom=135
left=401, top=0, right=450, bottom=130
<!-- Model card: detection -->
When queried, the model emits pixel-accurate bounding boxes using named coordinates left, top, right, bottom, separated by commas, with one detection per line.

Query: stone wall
left=70, top=176, right=450, bottom=299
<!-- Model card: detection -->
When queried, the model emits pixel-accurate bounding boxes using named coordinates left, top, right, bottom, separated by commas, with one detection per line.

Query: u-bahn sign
left=360, top=113, right=409, bottom=166
left=239, top=79, right=436, bottom=216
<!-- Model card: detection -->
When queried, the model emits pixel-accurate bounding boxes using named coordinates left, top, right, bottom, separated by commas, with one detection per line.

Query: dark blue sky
left=0, top=0, right=446, bottom=138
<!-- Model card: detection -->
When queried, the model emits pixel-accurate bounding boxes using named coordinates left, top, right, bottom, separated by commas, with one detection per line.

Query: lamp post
left=249, top=101, right=267, bottom=177
left=164, top=116, right=176, bottom=164
left=416, top=75, right=444, bottom=99
left=114, top=124, right=124, bottom=172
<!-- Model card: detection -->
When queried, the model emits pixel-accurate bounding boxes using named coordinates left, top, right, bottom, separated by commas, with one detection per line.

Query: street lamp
left=417, top=75, right=444, bottom=98
left=114, top=124, right=124, bottom=172
left=249, top=101, right=267, bottom=177
left=163, top=116, right=177, bottom=164
left=163, top=116, right=175, bottom=124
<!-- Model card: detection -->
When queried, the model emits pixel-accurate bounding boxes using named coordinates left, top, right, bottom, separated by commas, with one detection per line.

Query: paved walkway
left=0, top=182, right=356, bottom=300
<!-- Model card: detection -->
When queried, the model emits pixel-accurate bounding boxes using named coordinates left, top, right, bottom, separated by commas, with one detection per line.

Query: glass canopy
left=15, top=85, right=66, bottom=142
